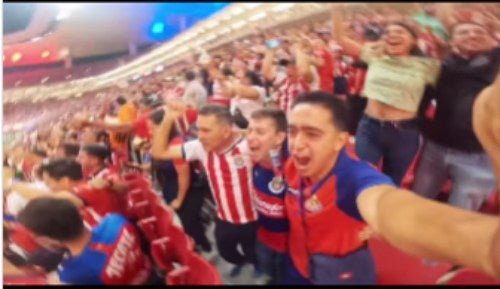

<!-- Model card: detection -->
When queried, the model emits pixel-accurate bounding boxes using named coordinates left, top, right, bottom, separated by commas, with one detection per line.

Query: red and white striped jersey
left=182, top=136, right=257, bottom=224
left=274, top=76, right=310, bottom=116
left=347, top=61, right=368, bottom=96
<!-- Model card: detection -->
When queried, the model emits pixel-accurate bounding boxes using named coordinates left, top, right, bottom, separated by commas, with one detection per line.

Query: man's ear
left=333, top=131, right=349, bottom=152
left=275, top=131, right=287, bottom=148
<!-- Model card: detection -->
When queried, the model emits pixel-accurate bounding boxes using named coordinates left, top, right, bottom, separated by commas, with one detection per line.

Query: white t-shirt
left=309, top=65, right=320, bottom=91
left=182, top=80, right=207, bottom=109
left=230, top=85, right=266, bottom=121
left=6, top=181, right=51, bottom=216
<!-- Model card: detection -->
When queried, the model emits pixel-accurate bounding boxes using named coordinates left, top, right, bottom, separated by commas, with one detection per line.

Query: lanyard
left=298, top=167, right=336, bottom=215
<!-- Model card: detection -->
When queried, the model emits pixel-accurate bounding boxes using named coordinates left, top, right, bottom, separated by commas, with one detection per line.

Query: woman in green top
left=332, top=4, right=441, bottom=185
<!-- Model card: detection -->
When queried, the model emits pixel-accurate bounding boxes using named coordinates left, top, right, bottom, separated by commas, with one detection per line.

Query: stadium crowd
left=3, top=3, right=500, bottom=285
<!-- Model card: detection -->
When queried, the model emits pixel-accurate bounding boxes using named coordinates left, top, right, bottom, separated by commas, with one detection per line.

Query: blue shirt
left=59, top=214, right=151, bottom=285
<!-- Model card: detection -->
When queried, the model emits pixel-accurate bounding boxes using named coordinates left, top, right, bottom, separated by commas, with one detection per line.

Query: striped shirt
left=274, top=76, right=310, bottom=116
left=347, top=60, right=368, bottom=96
left=182, top=136, right=257, bottom=224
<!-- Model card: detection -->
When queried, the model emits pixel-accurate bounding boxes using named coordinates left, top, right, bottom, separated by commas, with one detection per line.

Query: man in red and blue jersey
left=247, top=108, right=289, bottom=284
left=284, top=92, right=395, bottom=284
left=17, top=198, right=154, bottom=285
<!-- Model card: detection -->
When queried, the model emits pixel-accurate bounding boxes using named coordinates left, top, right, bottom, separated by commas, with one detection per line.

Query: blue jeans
left=284, top=254, right=312, bottom=285
left=355, top=114, right=421, bottom=186
left=255, top=240, right=286, bottom=284
left=412, top=140, right=497, bottom=211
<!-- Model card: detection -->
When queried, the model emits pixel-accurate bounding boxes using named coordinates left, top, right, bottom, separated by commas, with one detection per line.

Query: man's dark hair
left=149, top=109, right=180, bottom=141
left=251, top=108, right=287, bottom=133
left=198, top=104, right=234, bottom=126
left=81, top=144, right=110, bottom=162
left=32, top=149, right=47, bottom=158
left=278, top=59, right=290, bottom=67
left=116, top=96, right=127, bottom=105
left=41, top=158, right=83, bottom=181
left=221, top=67, right=234, bottom=77
left=245, top=70, right=263, bottom=87
left=62, top=143, right=81, bottom=158
left=292, top=92, right=349, bottom=132
left=17, top=198, right=84, bottom=242
left=149, top=108, right=165, bottom=125
left=185, top=70, right=196, bottom=81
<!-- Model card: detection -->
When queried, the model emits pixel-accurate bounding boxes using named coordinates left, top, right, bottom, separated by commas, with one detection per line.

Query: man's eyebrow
left=288, top=124, right=324, bottom=134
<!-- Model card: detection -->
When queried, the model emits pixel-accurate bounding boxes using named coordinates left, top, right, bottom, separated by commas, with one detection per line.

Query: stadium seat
left=129, top=200, right=153, bottom=220
left=151, top=236, right=175, bottom=273
left=436, top=267, right=500, bottom=285
left=151, top=203, right=174, bottom=236
left=166, top=265, right=190, bottom=285
left=166, top=253, right=222, bottom=285
left=144, top=189, right=162, bottom=206
left=369, top=238, right=452, bottom=284
left=137, top=216, right=158, bottom=241
left=127, top=188, right=147, bottom=203
left=80, top=207, right=102, bottom=228
left=150, top=224, right=195, bottom=272
left=10, top=225, right=39, bottom=254
left=124, top=174, right=151, bottom=191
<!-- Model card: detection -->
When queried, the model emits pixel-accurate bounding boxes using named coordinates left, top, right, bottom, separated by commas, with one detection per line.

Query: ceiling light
left=59, top=48, right=69, bottom=58
left=11, top=52, right=22, bottom=62
left=151, top=22, right=165, bottom=34
left=206, top=21, right=219, bottom=29
left=155, top=65, right=164, bottom=72
left=56, top=11, right=70, bottom=21
left=220, top=27, right=231, bottom=34
left=272, top=3, right=294, bottom=12
left=244, top=3, right=262, bottom=9
left=57, top=3, right=80, bottom=11
left=250, top=12, right=266, bottom=21
left=231, top=7, right=244, bottom=15
left=41, top=51, right=50, bottom=58
left=232, top=20, right=246, bottom=29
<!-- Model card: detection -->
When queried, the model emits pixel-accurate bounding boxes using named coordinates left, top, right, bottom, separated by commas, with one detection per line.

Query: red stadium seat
left=130, top=200, right=153, bottom=220
left=151, top=224, right=195, bottom=273
left=144, top=189, right=162, bottom=206
left=184, top=253, right=222, bottom=284
left=166, top=265, right=190, bottom=285
left=166, top=253, right=222, bottom=285
left=123, top=172, right=143, bottom=181
left=10, top=225, right=39, bottom=254
left=369, top=238, right=452, bottom=284
left=127, top=188, right=146, bottom=203
left=437, top=268, right=500, bottom=285
left=151, top=236, right=175, bottom=273
left=80, top=207, right=103, bottom=229
left=137, top=216, right=158, bottom=241
left=151, top=203, right=174, bottom=236
left=124, top=174, right=151, bottom=191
